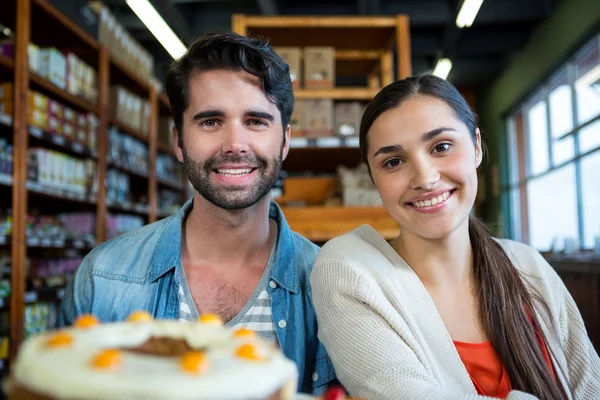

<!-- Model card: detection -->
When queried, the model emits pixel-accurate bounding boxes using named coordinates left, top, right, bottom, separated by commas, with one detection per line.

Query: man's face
left=174, top=70, right=290, bottom=210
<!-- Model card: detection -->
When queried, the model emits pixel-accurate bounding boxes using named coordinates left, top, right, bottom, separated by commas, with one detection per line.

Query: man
left=57, top=32, right=335, bottom=394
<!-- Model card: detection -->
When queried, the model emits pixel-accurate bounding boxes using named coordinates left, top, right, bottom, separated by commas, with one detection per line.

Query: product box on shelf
left=63, top=107, right=76, bottom=126
left=274, top=47, right=302, bottom=88
left=290, top=100, right=304, bottom=137
left=0, top=82, right=13, bottom=99
left=303, top=99, right=334, bottom=137
left=335, top=102, right=365, bottom=137
left=0, top=40, right=14, bottom=58
left=39, top=48, right=67, bottom=90
left=28, top=43, right=41, bottom=75
left=0, top=101, right=13, bottom=116
left=29, top=91, right=50, bottom=113
left=27, top=109, right=49, bottom=130
left=304, top=47, right=335, bottom=88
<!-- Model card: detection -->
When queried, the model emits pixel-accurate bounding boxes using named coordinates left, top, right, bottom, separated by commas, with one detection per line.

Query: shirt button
left=269, top=280, right=278, bottom=289
left=278, top=320, right=287, bottom=329
left=312, top=372, right=319, bottom=382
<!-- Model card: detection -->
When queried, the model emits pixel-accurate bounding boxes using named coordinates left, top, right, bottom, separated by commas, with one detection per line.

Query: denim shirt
left=57, top=199, right=336, bottom=394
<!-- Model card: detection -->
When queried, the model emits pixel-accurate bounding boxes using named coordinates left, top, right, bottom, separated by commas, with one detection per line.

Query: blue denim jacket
left=57, top=199, right=335, bottom=394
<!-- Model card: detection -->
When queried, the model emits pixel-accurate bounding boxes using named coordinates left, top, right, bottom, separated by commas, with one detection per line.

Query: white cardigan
left=310, top=225, right=600, bottom=400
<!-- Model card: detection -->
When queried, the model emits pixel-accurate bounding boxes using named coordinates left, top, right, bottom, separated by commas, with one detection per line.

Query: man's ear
left=475, top=128, right=483, bottom=168
left=173, top=124, right=184, bottom=163
left=282, top=124, right=291, bottom=161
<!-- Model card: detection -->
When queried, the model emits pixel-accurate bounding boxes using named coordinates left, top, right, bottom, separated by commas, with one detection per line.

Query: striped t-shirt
left=178, top=220, right=278, bottom=345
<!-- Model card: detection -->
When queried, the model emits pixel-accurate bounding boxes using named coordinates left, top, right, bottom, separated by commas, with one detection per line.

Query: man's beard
left=182, top=148, right=283, bottom=210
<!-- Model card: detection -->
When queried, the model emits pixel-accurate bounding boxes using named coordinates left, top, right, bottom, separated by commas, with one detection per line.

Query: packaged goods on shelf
left=28, top=43, right=41, bottom=75
left=25, top=303, right=57, bottom=338
left=0, top=139, right=13, bottom=176
left=304, top=47, right=335, bottom=88
left=0, top=41, right=14, bottom=58
left=24, top=212, right=96, bottom=250
left=290, top=100, right=304, bottom=137
left=107, top=127, right=149, bottom=173
left=158, top=189, right=183, bottom=215
left=0, top=83, right=12, bottom=99
left=0, top=211, right=11, bottom=239
left=156, top=153, right=182, bottom=182
left=27, top=148, right=94, bottom=197
left=30, top=257, right=84, bottom=279
left=338, top=164, right=382, bottom=206
left=95, top=3, right=154, bottom=83
left=335, top=102, right=366, bottom=137
left=109, top=85, right=148, bottom=134
left=39, top=48, right=67, bottom=90
left=106, top=213, right=145, bottom=239
left=274, top=47, right=302, bottom=88
left=304, top=99, right=334, bottom=137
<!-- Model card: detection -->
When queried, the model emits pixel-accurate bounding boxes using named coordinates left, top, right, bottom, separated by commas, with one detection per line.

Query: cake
left=6, top=312, right=298, bottom=399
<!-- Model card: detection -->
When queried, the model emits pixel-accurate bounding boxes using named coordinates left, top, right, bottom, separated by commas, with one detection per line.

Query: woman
left=310, top=75, right=599, bottom=399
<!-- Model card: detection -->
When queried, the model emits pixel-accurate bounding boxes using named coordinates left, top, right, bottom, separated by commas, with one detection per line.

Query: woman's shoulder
left=493, top=238, right=561, bottom=286
left=317, top=224, right=391, bottom=261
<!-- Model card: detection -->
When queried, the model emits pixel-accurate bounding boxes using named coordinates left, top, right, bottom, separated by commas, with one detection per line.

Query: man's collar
left=149, top=199, right=300, bottom=294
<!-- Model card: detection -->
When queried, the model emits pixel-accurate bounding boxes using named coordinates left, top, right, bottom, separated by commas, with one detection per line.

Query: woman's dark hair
left=360, top=74, right=564, bottom=399
left=164, top=32, right=294, bottom=147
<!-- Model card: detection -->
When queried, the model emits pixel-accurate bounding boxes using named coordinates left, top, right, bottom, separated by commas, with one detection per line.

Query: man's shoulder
left=82, top=216, right=174, bottom=283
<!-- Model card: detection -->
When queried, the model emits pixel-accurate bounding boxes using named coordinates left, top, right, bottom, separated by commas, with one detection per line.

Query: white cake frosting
left=12, top=318, right=298, bottom=400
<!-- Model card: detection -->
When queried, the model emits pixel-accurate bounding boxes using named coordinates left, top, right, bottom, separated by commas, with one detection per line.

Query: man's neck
left=393, top=218, right=474, bottom=289
left=182, top=193, right=274, bottom=269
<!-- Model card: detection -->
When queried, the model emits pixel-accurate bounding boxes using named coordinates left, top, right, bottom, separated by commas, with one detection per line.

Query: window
left=505, top=33, right=600, bottom=251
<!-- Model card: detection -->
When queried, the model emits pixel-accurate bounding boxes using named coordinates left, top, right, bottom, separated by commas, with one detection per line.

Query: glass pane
left=549, top=70, right=573, bottom=139
left=575, top=37, right=600, bottom=125
left=579, top=119, right=600, bottom=154
left=553, top=135, right=575, bottom=165
left=527, top=164, right=578, bottom=251
left=581, top=150, right=600, bottom=249
left=506, top=115, right=519, bottom=185
left=527, top=99, right=549, bottom=175
left=510, top=187, right=521, bottom=242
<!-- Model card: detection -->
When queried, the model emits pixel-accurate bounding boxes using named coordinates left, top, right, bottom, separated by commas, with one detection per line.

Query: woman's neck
left=393, top=218, right=474, bottom=288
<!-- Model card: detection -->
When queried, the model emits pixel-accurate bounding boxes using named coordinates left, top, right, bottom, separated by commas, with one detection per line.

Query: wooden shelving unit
left=234, top=14, right=409, bottom=243
left=0, top=0, right=188, bottom=368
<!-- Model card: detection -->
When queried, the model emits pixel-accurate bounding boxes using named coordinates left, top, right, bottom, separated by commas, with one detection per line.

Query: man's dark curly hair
left=165, top=32, right=294, bottom=147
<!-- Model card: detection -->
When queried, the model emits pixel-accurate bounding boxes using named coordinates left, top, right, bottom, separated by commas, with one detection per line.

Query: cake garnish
left=127, top=311, right=153, bottom=322
left=125, top=337, right=195, bottom=357
left=233, top=328, right=256, bottom=338
left=198, top=313, right=223, bottom=326
left=91, top=349, right=122, bottom=369
left=74, top=314, right=100, bottom=329
left=235, top=343, right=264, bottom=361
left=46, top=332, right=73, bottom=348
left=181, top=351, right=210, bottom=375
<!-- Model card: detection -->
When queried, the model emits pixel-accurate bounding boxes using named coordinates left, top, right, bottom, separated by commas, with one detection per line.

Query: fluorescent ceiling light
left=125, top=0, right=186, bottom=59
left=456, top=0, right=484, bottom=28
left=433, top=58, right=453, bottom=80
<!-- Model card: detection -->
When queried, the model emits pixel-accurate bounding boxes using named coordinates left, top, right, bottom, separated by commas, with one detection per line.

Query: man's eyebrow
left=246, top=110, right=274, bottom=121
left=191, top=110, right=225, bottom=121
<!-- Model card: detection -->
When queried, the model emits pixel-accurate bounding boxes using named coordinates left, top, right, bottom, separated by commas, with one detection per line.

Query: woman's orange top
left=454, top=327, right=554, bottom=398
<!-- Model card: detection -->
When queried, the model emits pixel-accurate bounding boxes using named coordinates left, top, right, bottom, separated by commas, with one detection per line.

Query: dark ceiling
left=60, top=0, right=561, bottom=88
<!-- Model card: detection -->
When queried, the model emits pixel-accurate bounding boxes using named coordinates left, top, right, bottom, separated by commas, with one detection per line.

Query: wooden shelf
left=110, top=119, right=148, bottom=143
left=294, top=88, right=379, bottom=100
left=0, top=55, right=14, bottom=71
left=289, top=136, right=359, bottom=149
left=30, top=73, right=97, bottom=114
left=281, top=206, right=399, bottom=242
left=159, top=93, right=170, bottom=114
left=28, top=126, right=97, bottom=159
left=26, top=181, right=97, bottom=206
left=241, top=16, right=397, bottom=28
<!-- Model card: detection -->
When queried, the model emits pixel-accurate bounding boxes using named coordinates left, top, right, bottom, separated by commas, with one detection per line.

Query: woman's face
left=367, top=95, right=482, bottom=240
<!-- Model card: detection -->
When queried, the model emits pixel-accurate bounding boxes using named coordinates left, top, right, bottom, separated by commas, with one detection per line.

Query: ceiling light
left=433, top=58, right=453, bottom=80
left=456, top=0, right=484, bottom=28
left=125, top=0, right=186, bottom=59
